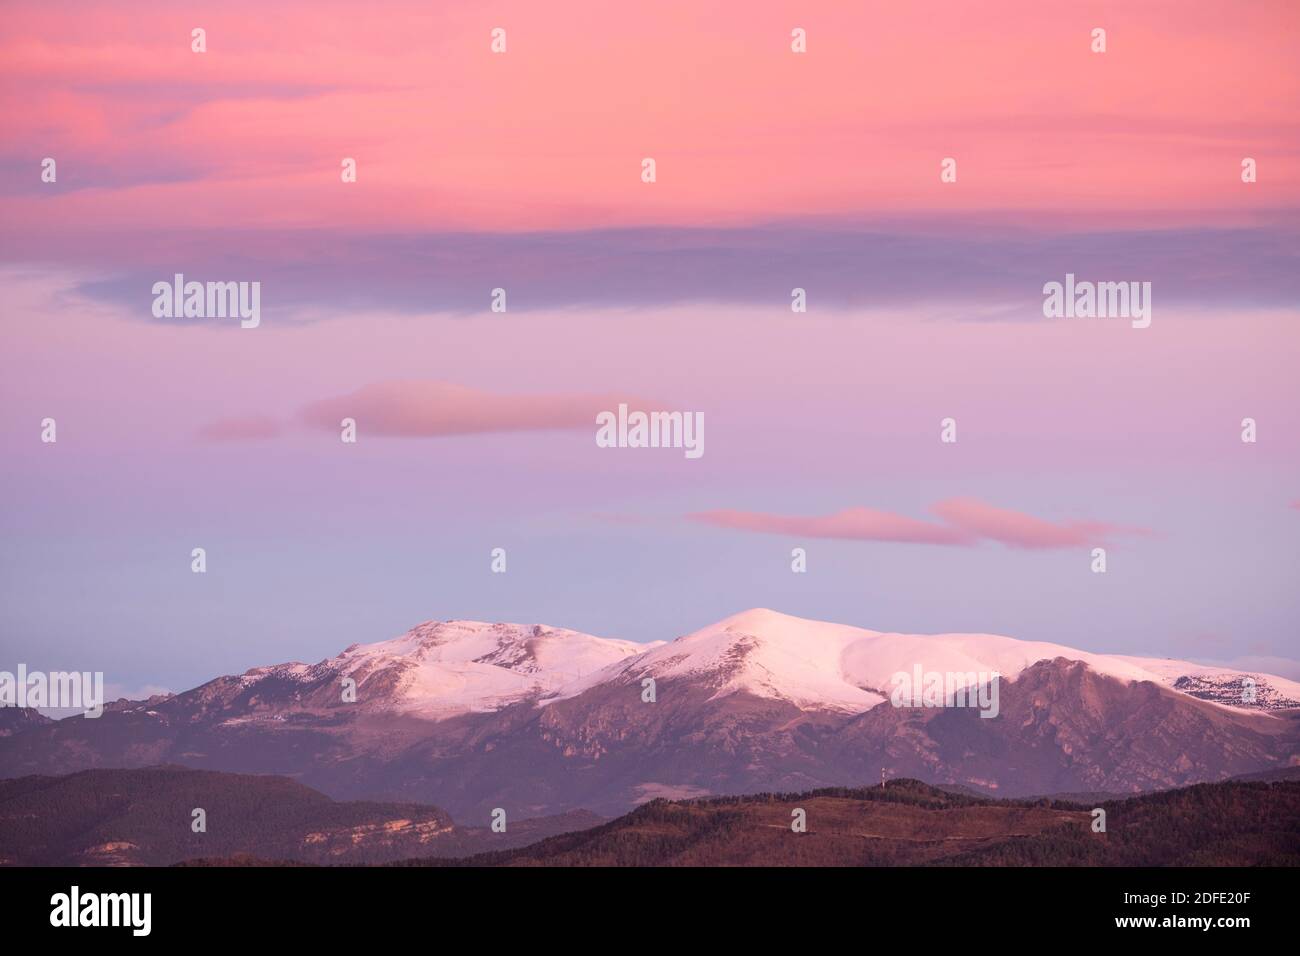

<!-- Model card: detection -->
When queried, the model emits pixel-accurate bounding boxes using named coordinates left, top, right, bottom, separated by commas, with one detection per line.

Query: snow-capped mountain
left=236, top=620, right=653, bottom=719
left=2, top=609, right=1297, bottom=818
left=580, top=608, right=1300, bottom=715
left=225, top=607, right=1297, bottom=720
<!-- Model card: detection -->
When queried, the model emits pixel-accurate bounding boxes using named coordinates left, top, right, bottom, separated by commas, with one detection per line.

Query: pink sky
left=0, top=1, right=1297, bottom=686
left=3, top=0, right=1298, bottom=233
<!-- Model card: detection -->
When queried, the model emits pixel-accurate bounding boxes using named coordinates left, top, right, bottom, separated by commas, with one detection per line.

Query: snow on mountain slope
left=1110, top=656, right=1300, bottom=711
left=595, top=608, right=891, bottom=712
left=241, top=620, right=654, bottom=718
left=228, top=610, right=1297, bottom=721
left=573, top=608, right=1297, bottom=716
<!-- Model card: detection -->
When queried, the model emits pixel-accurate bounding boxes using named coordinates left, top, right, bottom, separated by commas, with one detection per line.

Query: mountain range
left=2, top=609, right=1297, bottom=819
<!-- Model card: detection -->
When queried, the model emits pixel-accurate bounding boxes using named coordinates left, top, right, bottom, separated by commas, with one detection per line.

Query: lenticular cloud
left=690, top=498, right=1149, bottom=550
left=297, top=380, right=652, bottom=437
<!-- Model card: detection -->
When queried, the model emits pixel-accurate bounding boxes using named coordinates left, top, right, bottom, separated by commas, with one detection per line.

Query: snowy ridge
left=571, top=609, right=1300, bottom=716
left=232, top=609, right=1300, bottom=720
left=237, top=620, right=653, bottom=718
left=338, top=621, right=653, bottom=716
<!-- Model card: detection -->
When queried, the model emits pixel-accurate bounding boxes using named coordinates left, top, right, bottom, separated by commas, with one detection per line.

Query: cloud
left=689, top=498, right=1149, bottom=550
left=5, top=0, right=1300, bottom=237
left=197, top=415, right=282, bottom=441
left=929, top=497, right=1147, bottom=550
left=690, top=507, right=970, bottom=545
left=20, top=222, right=1300, bottom=321
left=297, top=381, right=646, bottom=438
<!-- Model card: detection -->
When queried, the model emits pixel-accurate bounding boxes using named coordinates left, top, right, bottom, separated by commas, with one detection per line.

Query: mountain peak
left=716, top=607, right=828, bottom=634
left=322, top=619, right=647, bottom=718
left=200, top=610, right=1300, bottom=726
left=628, top=609, right=1300, bottom=717
left=635, top=609, right=887, bottom=712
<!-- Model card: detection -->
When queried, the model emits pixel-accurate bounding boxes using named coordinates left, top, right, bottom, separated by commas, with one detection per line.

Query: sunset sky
left=1, top=0, right=1297, bottom=695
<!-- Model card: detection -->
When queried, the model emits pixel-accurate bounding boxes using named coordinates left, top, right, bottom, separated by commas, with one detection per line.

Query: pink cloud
left=297, top=381, right=650, bottom=437
left=197, top=415, right=282, bottom=441
left=4, top=0, right=1298, bottom=236
left=690, top=507, right=969, bottom=545
left=689, top=499, right=1149, bottom=550
left=929, top=497, right=1146, bottom=550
